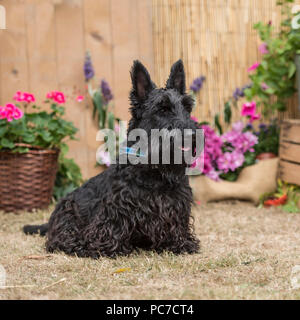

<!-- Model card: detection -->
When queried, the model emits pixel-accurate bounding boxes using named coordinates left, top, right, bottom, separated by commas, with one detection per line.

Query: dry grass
left=1, top=201, right=300, bottom=300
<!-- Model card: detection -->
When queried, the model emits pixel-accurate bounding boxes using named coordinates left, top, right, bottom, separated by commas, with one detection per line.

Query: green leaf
left=107, top=112, right=115, bottom=131
left=1, top=138, right=15, bottom=149
left=214, top=114, right=223, bottom=135
left=224, top=102, right=232, bottom=124
left=288, top=62, right=296, bottom=78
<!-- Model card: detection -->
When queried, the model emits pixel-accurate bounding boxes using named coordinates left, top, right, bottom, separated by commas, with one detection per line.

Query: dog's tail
left=23, top=223, right=49, bottom=236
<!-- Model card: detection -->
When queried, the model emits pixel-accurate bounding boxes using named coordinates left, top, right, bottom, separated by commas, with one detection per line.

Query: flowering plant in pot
left=190, top=100, right=279, bottom=205
left=0, top=91, right=81, bottom=211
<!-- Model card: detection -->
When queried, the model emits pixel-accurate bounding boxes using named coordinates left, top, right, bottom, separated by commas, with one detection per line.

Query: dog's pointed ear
left=166, top=59, right=186, bottom=94
left=130, top=60, right=155, bottom=102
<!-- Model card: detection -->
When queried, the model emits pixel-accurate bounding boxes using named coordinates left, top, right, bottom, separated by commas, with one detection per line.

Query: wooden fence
left=0, top=0, right=153, bottom=178
left=0, top=0, right=299, bottom=178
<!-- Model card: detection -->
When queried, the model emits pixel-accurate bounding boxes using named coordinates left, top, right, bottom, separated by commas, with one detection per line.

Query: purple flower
left=233, top=88, right=244, bottom=100
left=84, top=52, right=95, bottom=81
left=233, top=83, right=252, bottom=101
left=190, top=76, right=205, bottom=94
left=101, top=79, right=113, bottom=104
left=245, top=123, right=253, bottom=130
left=259, top=123, right=267, bottom=130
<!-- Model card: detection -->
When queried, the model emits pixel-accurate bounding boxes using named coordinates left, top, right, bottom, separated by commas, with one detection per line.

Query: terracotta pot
left=256, top=152, right=277, bottom=160
left=190, top=158, right=279, bottom=205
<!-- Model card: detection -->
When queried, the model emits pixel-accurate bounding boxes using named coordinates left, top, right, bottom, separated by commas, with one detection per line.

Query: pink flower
left=247, top=62, right=260, bottom=72
left=191, top=116, right=198, bottom=123
left=13, top=91, right=35, bottom=103
left=23, top=93, right=35, bottom=103
left=241, top=101, right=256, bottom=117
left=46, top=91, right=66, bottom=104
left=98, top=150, right=111, bottom=167
left=114, top=124, right=120, bottom=134
left=231, top=150, right=245, bottom=169
left=13, top=106, right=24, bottom=120
left=261, top=82, right=269, bottom=90
left=206, top=169, right=221, bottom=181
left=217, top=151, right=245, bottom=173
left=0, top=106, right=7, bottom=119
left=0, top=104, right=23, bottom=122
left=259, top=43, right=269, bottom=54
left=250, top=113, right=261, bottom=123
left=13, top=91, right=24, bottom=102
left=76, top=95, right=84, bottom=102
left=232, top=121, right=244, bottom=132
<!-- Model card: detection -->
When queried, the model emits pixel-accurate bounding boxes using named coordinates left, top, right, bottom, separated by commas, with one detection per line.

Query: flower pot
left=296, top=54, right=300, bottom=112
left=0, top=144, right=59, bottom=212
left=190, top=158, right=279, bottom=205
left=256, top=152, right=277, bottom=160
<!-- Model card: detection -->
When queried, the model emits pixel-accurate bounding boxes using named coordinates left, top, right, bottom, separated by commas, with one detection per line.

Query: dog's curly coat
left=24, top=60, right=200, bottom=258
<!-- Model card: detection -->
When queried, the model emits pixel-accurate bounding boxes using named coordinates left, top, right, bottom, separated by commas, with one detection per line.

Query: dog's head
left=127, top=60, right=200, bottom=167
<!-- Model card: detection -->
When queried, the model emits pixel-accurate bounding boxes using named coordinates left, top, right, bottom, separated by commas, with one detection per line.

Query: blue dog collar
left=119, top=146, right=146, bottom=157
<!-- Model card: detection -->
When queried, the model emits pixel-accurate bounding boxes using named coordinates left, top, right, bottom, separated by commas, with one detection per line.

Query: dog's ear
left=166, top=59, right=186, bottom=94
left=130, top=60, right=155, bottom=103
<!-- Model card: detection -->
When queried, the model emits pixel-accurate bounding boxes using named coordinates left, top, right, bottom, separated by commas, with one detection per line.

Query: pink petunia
left=232, top=121, right=244, bottom=132
left=247, top=62, right=260, bottom=72
left=259, top=43, right=269, bottom=55
left=250, top=113, right=261, bottom=123
left=241, top=101, right=257, bottom=117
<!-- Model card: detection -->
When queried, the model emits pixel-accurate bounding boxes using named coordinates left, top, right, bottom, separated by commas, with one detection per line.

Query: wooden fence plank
left=83, top=0, right=114, bottom=177
left=54, top=0, right=89, bottom=177
left=0, top=0, right=29, bottom=104
left=25, top=0, right=58, bottom=106
left=110, top=0, right=140, bottom=122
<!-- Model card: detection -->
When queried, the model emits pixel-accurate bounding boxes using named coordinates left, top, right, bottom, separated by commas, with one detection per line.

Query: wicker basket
left=0, top=144, right=59, bottom=212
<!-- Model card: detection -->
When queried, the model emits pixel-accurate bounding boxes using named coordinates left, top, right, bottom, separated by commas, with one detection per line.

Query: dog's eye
left=159, top=102, right=172, bottom=113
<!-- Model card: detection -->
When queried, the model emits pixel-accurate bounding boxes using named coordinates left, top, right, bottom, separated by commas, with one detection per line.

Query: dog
left=23, top=60, right=200, bottom=258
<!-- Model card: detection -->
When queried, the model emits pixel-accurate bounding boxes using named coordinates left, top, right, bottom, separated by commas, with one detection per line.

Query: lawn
left=0, top=201, right=300, bottom=300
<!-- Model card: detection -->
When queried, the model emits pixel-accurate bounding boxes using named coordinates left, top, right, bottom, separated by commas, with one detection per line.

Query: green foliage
left=0, top=103, right=77, bottom=152
left=53, top=145, right=83, bottom=200
left=246, top=0, right=300, bottom=117
left=214, top=114, right=223, bottom=134
left=253, top=121, right=280, bottom=156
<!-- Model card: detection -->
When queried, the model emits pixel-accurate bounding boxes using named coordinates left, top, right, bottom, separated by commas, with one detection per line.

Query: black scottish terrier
left=23, top=60, right=200, bottom=258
